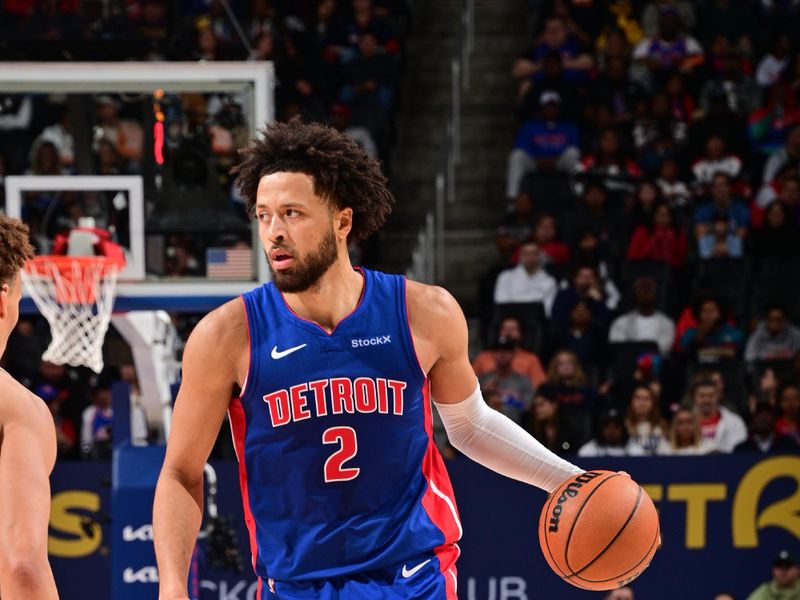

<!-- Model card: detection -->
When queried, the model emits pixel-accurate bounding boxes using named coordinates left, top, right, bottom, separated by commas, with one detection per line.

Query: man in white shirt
left=493, top=242, right=558, bottom=315
left=609, top=277, right=675, bottom=355
left=691, top=378, right=747, bottom=453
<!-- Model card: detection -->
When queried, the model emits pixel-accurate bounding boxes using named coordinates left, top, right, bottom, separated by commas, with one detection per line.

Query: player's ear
left=0, top=282, right=8, bottom=318
left=335, top=207, right=353, bottom=241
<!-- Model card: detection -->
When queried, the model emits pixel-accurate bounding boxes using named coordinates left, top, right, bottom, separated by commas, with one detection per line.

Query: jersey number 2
left=323, top=426, right=360, bottom=482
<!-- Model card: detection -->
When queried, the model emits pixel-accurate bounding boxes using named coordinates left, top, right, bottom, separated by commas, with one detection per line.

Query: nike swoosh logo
left=271, top=343, right=307, bottom=359
left=401, top=559, right=431, bottom=578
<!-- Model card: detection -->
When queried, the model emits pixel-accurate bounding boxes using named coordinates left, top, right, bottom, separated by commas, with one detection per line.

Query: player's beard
left=267, top=226, right=338, bottom=293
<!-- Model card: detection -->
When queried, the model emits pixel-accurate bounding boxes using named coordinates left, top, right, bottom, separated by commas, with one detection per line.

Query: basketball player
left=154, top=120, right=586, bottom=600
left=0, top=215, right=59, bottom=599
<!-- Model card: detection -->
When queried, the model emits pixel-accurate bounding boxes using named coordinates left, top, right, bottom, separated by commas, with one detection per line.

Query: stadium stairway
left=379, top=0, right=530, bottom=317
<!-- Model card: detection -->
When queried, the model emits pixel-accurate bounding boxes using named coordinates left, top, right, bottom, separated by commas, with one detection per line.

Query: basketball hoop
left=23, top=255, right=123, bottom=373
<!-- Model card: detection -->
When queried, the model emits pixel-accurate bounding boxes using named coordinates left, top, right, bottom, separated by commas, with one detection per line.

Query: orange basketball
left=538, top=470, right=660, bottom=591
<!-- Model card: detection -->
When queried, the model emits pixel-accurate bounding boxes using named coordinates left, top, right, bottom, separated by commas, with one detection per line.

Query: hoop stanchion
left=23, top=255, right=122, bottom=373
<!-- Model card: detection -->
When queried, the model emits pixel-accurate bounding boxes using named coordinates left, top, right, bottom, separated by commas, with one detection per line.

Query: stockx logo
left=351, top=334, right=391, bottom=348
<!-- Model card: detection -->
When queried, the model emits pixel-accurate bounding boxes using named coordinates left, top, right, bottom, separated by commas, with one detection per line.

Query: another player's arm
left=0, top=385, right=59, bottom=600
left=408, top=282, right=583, bottom=493
left=153, top=301, right=247, bottom=600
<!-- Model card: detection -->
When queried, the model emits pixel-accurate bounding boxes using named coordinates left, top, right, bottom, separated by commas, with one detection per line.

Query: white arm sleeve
left=434, top=383, right=583, bottom=493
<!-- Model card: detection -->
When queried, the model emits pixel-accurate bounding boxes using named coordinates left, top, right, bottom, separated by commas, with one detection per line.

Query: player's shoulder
left=405, top=280, right=466, bottom=342
left=182, top=297, right=249, bottom=374
left=406, top=280, right=463, bottom=320
left=0, top=371, right=52, bottom=428
left=191, top=296, right=248, bottom=342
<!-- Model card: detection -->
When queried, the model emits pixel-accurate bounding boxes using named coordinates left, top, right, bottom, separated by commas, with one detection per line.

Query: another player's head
left=0, top=215, right=35, bottom=353
left=232, top=119, right=394, bottom=293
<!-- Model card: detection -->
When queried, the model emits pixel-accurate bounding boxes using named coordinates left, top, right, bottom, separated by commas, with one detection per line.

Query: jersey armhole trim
left=403, top=277, right=428, bottom=385
left=238, top=294, right=253, bottom=399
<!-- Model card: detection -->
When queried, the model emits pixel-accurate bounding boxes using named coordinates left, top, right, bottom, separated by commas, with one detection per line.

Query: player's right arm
left=0, top=381, right=59, bottom=600
left=153, top=300, right=248, bottom=600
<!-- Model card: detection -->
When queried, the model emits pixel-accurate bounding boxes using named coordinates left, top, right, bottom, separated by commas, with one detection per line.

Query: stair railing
left=407, top=0, right=473, bottom=284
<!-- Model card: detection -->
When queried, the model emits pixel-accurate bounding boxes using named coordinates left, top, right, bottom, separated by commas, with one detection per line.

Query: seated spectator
left=526, top=390, right=589, bottom=455
left=577, top=129, right=642, bottom=196
left=657, top=407, right=719, bottom=455
left=517, top=51, right=581, bottom=121
left=627, top=203, right=688, bottom=269
left=578, top=408, right=645, bottom=457
left=656, top=157, right=691, bottom=208
left=748, top=81, right=800, bottom=159
left=699, top=50, right=761, bottom=117
left=629, top=181, right=662, bottom=228
left=690, top=377, right=747, bottom=452
left=755, top=163, right=799, bottom=210
left=641, top=1, right=695, bottom=38
left=81, top=377, right=113, bottom=460
left=551, top=264, right=611, bottom=328
left=633, top=93, right=690, bottom=166
left=763, top=124, right=800, bottom=186
left=506, top=91, right=580, bottom=198
left=609, top=277, right=675, bottom=355
left=38, top=382, right=78, bottom=459
left=665, top=72, right=696, bottom=126
left=538, top=349, right=596, bottom=418
left=495, top=192, right=538, bottom=264
left=550, top=299, right=607, bottom=371
left=340, top=33, right=397, bottom=122
left=532, top=213, right=570, bottom=268
left=697, top=210, right=744, bottom=260
left=478, top=337, right=534, bottom=426
left=511, top=15, right=593, bottom=88
left=632, top=7, right=703, bottom=89
left=753, top=200, right=800, bottom=261
left=625, top=384, right=669, bottom=455
left=571, top=180, right=628, bottom=259
left=338, top=0, right=399, bottom=61
left=692, top=135, right=743, bottom=190
left=26, top=140, right=63, bottom=176
left=744, top=551, right=800, bottom=600
left=568, top=228, right=622, bottom=311
left=329, top=103, right=378, bottom=159
left=776, top=382, right=800, bottom=446
left=473, top=316, right=547, bottom=390
left=33, top=106, right=74, bottom=171
left=591, top=56, right=645, bottom=130
left=745, top=304, right=800, bottom=364
left=693, top=172, right=750, bottom=240
left=689, top=84, right=749, bottom=161
left=92, top=95, right=143, bottom=168
left=756, top=34, right=792, bottom=88
left=493, top=242, right=558, bottom=315
left=678, top=297, right=744, bottom=362
left=734, top=402, right=799, bottom=453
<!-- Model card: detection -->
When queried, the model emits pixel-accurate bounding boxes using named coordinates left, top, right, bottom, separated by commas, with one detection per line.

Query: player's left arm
left=408, top=282, right=583, bottom=493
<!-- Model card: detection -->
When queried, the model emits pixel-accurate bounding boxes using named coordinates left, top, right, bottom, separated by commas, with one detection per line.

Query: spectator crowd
left=474, top=0, right=800, bottom=459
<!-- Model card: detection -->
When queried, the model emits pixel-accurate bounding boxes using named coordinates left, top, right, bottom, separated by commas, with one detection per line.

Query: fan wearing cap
left=507, top=89, right=580, bottom=198
left=0, top=215, right=59, bottom=599
left=745, top=551, right=800, bottom=600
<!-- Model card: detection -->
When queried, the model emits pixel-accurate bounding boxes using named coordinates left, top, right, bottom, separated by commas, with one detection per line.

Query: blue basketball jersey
left=229, top=268, right=461, bottom=596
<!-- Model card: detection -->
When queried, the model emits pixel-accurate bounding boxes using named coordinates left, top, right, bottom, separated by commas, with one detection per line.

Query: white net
left=22, top=257, right=121, bottom=373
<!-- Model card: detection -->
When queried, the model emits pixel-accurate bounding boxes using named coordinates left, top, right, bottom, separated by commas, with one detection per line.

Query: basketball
left=538, top=470, right=660, bottom=591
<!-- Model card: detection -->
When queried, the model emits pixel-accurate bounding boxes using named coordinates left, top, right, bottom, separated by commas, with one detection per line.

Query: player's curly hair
left=0, top=215, right=34, bottom=286
left=231, top=119, right=394, bottom=242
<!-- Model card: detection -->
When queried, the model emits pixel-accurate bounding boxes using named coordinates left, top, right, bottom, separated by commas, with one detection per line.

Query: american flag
left=206, top=247, right=252, bottom=279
